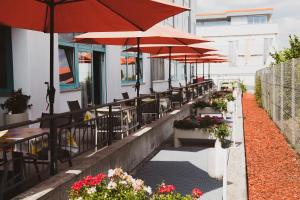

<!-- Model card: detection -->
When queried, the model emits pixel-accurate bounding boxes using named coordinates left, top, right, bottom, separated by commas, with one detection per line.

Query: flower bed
left=173, top=116, right=224, bottom=147
left=69, top=168, right=203, bottom=200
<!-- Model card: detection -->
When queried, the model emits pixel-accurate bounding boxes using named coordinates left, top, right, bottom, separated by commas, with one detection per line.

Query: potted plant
left=173, top=116, right=223, bottom=147
left=192, top=100, right=222, bottom=116
left=208, top=123, right=231, bottom=179
left=0, top=89, right=32, bottom=125
left=211, top=99, right=227, bottom=116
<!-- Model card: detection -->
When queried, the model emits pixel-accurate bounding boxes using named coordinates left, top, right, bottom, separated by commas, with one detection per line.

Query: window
left=264, top=38, right=273, bottom=65
left=199, top=20, right=230, bottom=27
left=151, top=58, right=165, bottom=81
left=171, top=61, right=177, bottom=80
left=59, top=46, right=75, bottom=87
left=0, top=26, right=13, bottom=94
left=247, top=15, right=267, bottom=24
left=228, top=40, right=238, bottom=67
left=121, top=52, right=143, bottom=84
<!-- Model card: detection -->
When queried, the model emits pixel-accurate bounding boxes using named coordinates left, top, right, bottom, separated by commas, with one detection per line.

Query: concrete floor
left=135, top=147, right=223, bottom=200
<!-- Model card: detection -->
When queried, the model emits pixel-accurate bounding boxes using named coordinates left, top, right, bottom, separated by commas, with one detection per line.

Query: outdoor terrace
left=0, top=81, right=214, bottom=200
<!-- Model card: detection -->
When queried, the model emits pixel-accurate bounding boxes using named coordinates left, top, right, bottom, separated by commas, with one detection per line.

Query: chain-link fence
left=256, top=58, right=300, bottom=154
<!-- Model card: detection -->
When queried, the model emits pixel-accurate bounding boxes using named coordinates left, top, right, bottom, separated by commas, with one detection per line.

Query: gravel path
left=243, top=93, right=300, bottom=200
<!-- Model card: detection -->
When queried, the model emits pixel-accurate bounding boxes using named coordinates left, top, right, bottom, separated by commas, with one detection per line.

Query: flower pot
left=4, top=112, right=29, bottom=126
left=207, top=139, right=228, bottom=179
left=195, top=107, right=222, bottom=117
left=174, top=128, right=215, bottom=148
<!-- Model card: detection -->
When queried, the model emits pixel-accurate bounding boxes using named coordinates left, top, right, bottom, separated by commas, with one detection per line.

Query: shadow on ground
left=135, top=160, right=222, bottom=195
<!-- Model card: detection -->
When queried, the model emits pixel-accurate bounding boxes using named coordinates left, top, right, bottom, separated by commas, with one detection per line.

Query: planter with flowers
left=69, top=168, right=203, bottom=200
left=192, top=100, right=222, bottom=117
left=173, top=116, right=224, bottom=148
left=0, top=89, right=32, bottom=125
left=208, top=123, right=231, bottom=179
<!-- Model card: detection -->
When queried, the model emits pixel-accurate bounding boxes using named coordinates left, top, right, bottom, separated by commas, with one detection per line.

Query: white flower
left=144, top=186, right=152, bottom=195
left=132, top=179, right=144, bottom=191
left=119, top=180, right=127, bottom=185
left=107, top=181, right=117, bottom=190
left=108, top=169, right=114, bottom=178
left=75, top=197, right=83, bottom=200
left=87, top=187, right=96, bottom=195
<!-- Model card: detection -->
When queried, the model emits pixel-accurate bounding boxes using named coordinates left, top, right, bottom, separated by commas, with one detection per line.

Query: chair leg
left=33, top=159, right=41, bottom=181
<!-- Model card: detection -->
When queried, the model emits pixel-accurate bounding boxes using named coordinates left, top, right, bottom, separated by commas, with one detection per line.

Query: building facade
left=0, top=0, right=196, bottom=126
left=196, top=8, right=279, bottom=90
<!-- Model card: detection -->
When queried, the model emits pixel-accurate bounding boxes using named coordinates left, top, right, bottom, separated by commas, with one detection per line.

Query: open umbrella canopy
left=178, top=59, right=228, bottom=63
left=75, top=24, right=209, bottom=45
left=125, top=44, right=215, bottom=54
left=173, top=56, right=227, bottom=61
left=149, top=53, right=226, bottom=59
left=0, top=0, right=189, bottom=32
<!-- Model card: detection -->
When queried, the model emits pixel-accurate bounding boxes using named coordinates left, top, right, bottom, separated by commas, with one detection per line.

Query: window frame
left=121, top=52, right=143, bottom=85
left=58, top=36, right=106, bottom=91
left=0, top=27, right=14, bottom=95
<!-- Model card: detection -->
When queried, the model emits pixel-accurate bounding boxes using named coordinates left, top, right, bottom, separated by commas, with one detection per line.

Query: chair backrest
left=40, top=113, right=71, bottom=128
left=122, top=92, right=130, bottom=100
left=149, top=88, right=154, bottom=94
left=67, top=101, right=84, bottom=123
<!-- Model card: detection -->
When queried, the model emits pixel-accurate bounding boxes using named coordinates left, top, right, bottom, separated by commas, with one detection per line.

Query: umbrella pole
left=208, top=63, right=211, bottom=79
left=49, top=0, right=58, bottom=175
left=136, top=38, right=141, bottom=97
left=189, top=63, right=192, bottom=83
left=202, top=62, right=205, bottom=80
left=196, top=61, right=198, bottom=78
left=168, top=47, right=172, bottom=90
left=184, top=55, right=187, bottom=86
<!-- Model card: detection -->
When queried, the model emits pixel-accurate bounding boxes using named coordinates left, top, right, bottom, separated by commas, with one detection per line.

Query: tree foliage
left=270, top=34, right=300, bottom=64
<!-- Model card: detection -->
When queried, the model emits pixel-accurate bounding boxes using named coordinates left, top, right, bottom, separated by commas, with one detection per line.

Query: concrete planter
left=174, top=128, right=215, bottom=147
left=207, top=139, right=228, bottom=179
left=194, top=107, right=223, bottom=117
left=227, top=101, right=235, bottom=113
left=4, top=112, right=29, bottom=126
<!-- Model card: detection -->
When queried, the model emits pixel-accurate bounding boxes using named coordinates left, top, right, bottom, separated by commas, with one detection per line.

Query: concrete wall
left=13, top=97, right=200, bottom=200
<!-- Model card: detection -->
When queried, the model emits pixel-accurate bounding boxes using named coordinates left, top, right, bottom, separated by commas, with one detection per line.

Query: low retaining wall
left=14, top=95, right=209, bottom=200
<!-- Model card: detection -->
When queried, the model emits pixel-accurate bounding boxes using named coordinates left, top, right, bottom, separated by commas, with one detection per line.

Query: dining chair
left=67, top=100, right=95, bottom=143
left=38, top=113, right=73, bottom=167
left=0, top=152, right=26, bottom=200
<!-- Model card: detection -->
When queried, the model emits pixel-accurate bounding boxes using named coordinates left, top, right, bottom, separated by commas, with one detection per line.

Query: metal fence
left=256, top=58, right=300, bottom=154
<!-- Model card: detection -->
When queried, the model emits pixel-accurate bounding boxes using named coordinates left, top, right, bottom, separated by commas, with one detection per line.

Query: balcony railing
left=0, top=80, right=214, bottom=200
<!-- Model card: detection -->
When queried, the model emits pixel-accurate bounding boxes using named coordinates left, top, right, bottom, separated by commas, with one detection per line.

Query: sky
left=196, top=0, right=300, bottom=49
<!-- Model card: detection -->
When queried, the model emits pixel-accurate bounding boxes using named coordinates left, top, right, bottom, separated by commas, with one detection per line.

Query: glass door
left=78, top=50, right=93, bottom=108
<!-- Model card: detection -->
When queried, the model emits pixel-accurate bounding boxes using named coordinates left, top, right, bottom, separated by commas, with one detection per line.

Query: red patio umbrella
left=75, top=24, right=208, bottom=96
left=178, top=58, right=228, bottom=79
left=125, top=44, right=216, bottom=88
left=149, top=53, right=226, bottom=59
left=0, top=0, right=188, bottom=175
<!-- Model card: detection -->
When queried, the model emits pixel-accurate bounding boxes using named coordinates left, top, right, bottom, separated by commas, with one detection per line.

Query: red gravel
left=243, top=93, right=300, bottom=200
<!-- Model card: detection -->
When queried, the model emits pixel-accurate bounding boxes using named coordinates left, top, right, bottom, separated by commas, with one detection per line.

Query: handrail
left=0, top=80, right=213, bottom=131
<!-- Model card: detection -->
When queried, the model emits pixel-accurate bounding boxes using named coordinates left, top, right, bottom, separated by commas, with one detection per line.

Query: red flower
left=159, top=183, right=176, bottom=194
left=71, top=180, right=85, bottom=192
left=71, top=173, right=107, bottom=191
left=192, top=188, right=203, bottom=199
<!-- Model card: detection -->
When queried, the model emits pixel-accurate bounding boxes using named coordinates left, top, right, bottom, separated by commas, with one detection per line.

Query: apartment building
left=196, top=8, right=279, bottom=90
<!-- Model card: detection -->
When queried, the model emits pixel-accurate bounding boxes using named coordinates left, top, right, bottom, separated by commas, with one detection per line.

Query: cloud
left=196, top=0, right=300, bottom=48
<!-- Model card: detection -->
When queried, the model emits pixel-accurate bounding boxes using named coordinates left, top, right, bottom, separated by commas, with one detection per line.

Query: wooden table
left=0, top=128, right=49, bottom=149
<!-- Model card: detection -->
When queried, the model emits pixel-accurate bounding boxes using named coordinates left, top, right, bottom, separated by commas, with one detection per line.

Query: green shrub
left=192, top=100, right=211, bottom=109
left=213, top=123, right=231, bottom=146
left=239, top=82, right=247, bottom=93
left=255, top=76, right=262, bottom=107
left=225, top=94, right=235, bottom=102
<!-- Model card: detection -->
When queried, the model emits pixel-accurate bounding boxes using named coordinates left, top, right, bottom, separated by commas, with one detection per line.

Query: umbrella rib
left=95, top=0, right=145, bottom=31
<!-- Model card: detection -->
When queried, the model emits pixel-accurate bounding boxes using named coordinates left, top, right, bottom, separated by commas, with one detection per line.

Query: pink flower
left=192, top=188, right=203, bottom=199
